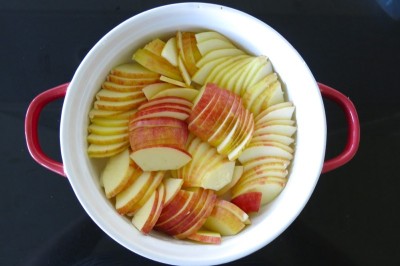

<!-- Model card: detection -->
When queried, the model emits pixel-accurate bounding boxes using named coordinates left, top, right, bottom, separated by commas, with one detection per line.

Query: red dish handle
left=25, top=83, right=69, bottom=177
left=318, top=82, right=360, bottom=173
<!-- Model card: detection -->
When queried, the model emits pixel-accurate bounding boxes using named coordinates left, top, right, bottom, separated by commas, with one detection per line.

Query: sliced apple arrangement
left=86, top=30, right=297, bottom=244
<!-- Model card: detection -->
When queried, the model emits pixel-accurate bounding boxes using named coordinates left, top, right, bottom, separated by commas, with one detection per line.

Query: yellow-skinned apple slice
left=115, top=171, right=154, bottom=214
left=159, top=75, right=187, bottom=87
left=88, top=124, right=128, bottom=135
left=87, top=133, right=129, bottom=145
left=187, top=230, right=221, bottom=244
left=138, top=96, right=192, bottom=110
left=142, top=82, right=177, bottom=100
left=110, top=62, right=160, bottom=79
left=100, top=148, right=132, bottom=198
left=102, top=81, right=146, bottom=92
left=179, top=137, right=204, bottom=186
left=241, top=57, right=273, bottom=95
left=242, top=72, right=278, bottom=109
left=203, top=204, right=245, bottom=236
left=231, top=192, right=262, bottom=214
left=228, top=56, right=265, bottom=95
left=195, top=31, right=230, bottom=43
left=249, top=81, right=284, bottom=115
left=106, top=75, right=159, bottom=86
left=163, top=178, right=184, bottom=206
left=127, top=171, right=165, bottom=215
left=255, top=102, right=295, bottom=124
left=216, top=165, right=244, bottom=196
left=87, top=142, right=129, bottom=158
left=144, top=38, right=166, bottom=56
left=94, top=97, right=147, bottom=111
left=227, top=110, right=255, bottom=160
left=196, top=48, right=245, bottom=68
left=238, top=145, right=294, bottom=164
left=161, top=37, right=179, bottom=67
left=88, top=108, right=125, bottom=120
left=91, top=117, right=129, bottom=127
left=133, top=48, right=183, bottom=82
left=151, top=88, right=198, bottom=101
left=179, top=31, right=200, bottom=77
left=177, top=56, right=191, bottom=86
left=215, top=56, right=254, bottom=92
left=235, top=167, right=289, bottom=189
left=205, top=55, right=250, bottom=85
left=191, top=56, right=230, bottom=85
left=143, top=183, right=166, bottom=233
left=130, top=145, right=192, bottom=171
left=95, top=89, right=145, bottom=102
left=197, top=38, right=236, bottom=56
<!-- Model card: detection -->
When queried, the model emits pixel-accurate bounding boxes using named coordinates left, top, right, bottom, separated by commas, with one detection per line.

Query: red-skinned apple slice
left=231, top=192, right=262, bottom=213
left=251, top=133, right=295, bottom=146
left=242, top=156, right=290, bottom=172
left=163, top=178, right=184, bottom=206
left=238, top=145, right=294, bottom=164
left=130, top=145, right=192, bottom=171
left=131, top=185, right=160, bottom=234
left=255, top=105, right=295, bottom=124
left=187, top=230, right=222, bottom=244
left=129, top=117, right=187, bottom=132
left=138, top=96, right=192, bottom=110
left=130, top=106, right=190, bottom=121
left=253, top=124, right=297, bottom=137
left=215, top=199, right=249, bottom=223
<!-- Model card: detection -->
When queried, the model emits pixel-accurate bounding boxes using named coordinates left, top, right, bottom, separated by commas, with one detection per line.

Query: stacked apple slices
left=128, top=96, right=193, bottom=171
left=188, top=83, right=255, bottom=160
left=87, top=62, right=156, bottom=157
left=231, top=102, right=296, bottom=210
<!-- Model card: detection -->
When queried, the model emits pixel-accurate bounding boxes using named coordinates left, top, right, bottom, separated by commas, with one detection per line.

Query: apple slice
left=242, top=72, right=278, bottom=109
left=179, top=31, right=200, bottom=76
left=155, top=189, right=197, bottom=229
left=144, top=38, right=166, bottom=56
left=197, top=38, right=236, bottom=56
left=253, top=124, right=297, bottom=137
left=238, top=145, right=294, bottom=164
left=142, top=82, right=177, bottom=100
left=205, top=55, right=250, bottom=85
left=138, top=96, right=192, bottom=110
left=236, top=167, right=289, bottom=189
left=91, top=117, right=129, bottom=127
left=129, top=116, right=186, bottom=131
left=240, top=56, right=272, bottom=95
left=195, top=31, right=230, bottom=43
left=100, top=148, right=131, bottom=198
left=177, top=55, right=192, bottom=86
left=88, top=124, right=128, bottom=135
left=187, top=230, right=221, bottom=244
left=201, top=161, right=235, bottom=191
left=255, top=105, right=295, bottom=124
left=215, top=56, right=254, bottom=93
left=231, top=192, right=262, bottom=213
left=242, top=156, right=290, bottom=172
left=131, top=106, right=190, bottom=121
left=163, top=178, right=184, bottom=206
left=133, top=48, right=183, bottom=82
left=94, top=97, right=147, bottom=111
left=232, top=177, right=287, bottom=205
left=110, top=62, right=160, bottom=79
left=102, top=81, right=145, bottom=92
left=251, top=133, right=295, bottom=146
left=151, top=88, right=198, bottom=101
left=249, top=81, right=284, bottom=115
left=87, top=133, right=129, bottom=145
left=189, top=83, right=219, bottom=120
left=159, top=75, right=187, bottom=87
left=227, top=110, right=255, bottom=160
left=216, top=165, right=244, bottom=196
left=191, top=56, right=230, bottom=85
left=115, top=171, right=154, bottom=214
left=130, top=145, right=192, bottom=171
left=170, top=189, right=217, bottom=239
left=127, top=171, right=165, bottom=215
left=106, top=75, right=159, bottom=86
left=196, top=48, right=245, bottom=68
left=203, top=204, right=245, bottom=236
left=215, top=199, right=249, bottom=223
left=161, top=37, right=179, bottom=66
left=96, top=89, right=145, bottom=102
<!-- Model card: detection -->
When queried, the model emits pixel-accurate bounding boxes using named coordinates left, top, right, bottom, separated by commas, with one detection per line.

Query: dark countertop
left=2, top=1, right=400, bottom=265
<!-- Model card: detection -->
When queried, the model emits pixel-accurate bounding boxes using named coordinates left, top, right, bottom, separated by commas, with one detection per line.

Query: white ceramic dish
left=25, top=3, right=360, bottom=265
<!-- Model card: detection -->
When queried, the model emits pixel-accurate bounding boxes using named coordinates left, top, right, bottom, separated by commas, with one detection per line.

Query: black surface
left=2, top=1, right=400, bottom=265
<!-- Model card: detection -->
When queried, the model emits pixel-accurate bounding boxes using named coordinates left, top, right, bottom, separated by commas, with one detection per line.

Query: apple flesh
left=231, top=192, right=262, bottom=214
left=110, top=62, right=160, bottom=79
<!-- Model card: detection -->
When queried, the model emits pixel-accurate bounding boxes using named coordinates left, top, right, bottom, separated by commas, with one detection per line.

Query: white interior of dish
left=60, top=3, right=326, bottom=265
